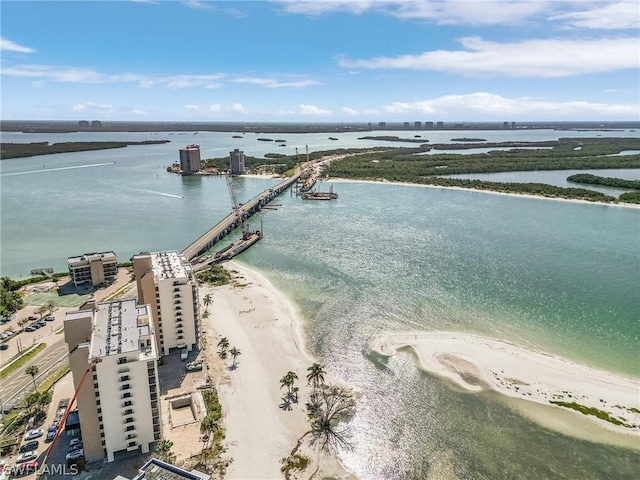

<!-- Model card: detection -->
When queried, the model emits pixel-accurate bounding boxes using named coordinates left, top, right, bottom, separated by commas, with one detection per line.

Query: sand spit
left=371, top=332, right=640, bottom=447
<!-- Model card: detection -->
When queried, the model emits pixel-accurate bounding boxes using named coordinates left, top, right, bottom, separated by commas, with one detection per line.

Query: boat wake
left=133, top=188, right=183, bottom=199
left=1, top=161, right=116, bottom=176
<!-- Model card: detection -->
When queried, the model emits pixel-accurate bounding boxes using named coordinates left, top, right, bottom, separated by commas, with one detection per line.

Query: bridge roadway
left=181, top=170, right=302, bottom=261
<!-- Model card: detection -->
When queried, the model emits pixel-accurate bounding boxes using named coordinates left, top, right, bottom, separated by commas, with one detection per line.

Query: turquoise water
left=2, top=131, right=640, bottom=478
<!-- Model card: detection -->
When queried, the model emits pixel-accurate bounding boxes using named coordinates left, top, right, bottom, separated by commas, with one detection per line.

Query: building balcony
left=121, top=392, right=132, bottom=400
left=119, top=375, right=130, bottom=382
left=124, top=417, right=135, bottom=424
left=122, top=400, right=133, bottom=408
left=123, top=408, right=134, bottom=416
left=117, top=366, right=130, bottom=374
left=120, top=384, right=131, bottom=391
left=126, top=433, right=137, bottom=440
left=125, top=425, right=136, bottom=432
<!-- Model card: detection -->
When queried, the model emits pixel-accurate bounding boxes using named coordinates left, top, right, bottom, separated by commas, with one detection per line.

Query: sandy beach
left=329, top=177, right=640, bottom=209
left=371, top=332, right=640, bottom=448
left=201, top=261, right=356, bottom=480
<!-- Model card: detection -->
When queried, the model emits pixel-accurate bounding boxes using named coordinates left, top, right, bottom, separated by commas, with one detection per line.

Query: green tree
left=0, top=287, right=23, bottom=318
left=305, top=385, right=356, bottom=452
left=26, top=365, right=39, bottom=391
left=154, top=438, right=176, bottom=464
left=217, top=337, right=230, bottom=358
left=280, top=371, right=298, bottom=396
left=229, top=347, right=241, bottom=367
left=203, top=293, right=213, bottom=313
left=306, top=363, right=326, bottom=392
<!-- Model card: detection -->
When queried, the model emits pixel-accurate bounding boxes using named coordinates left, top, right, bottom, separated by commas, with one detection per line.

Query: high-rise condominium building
left=133, top=251, right=199, bottom=356
left=179, top=144, right=201, bottom=175
left=67, top=251, right=118, bottom=287
left=229, top=148, right=245, bottom=175
left=64, top=299, right=161, bottom=463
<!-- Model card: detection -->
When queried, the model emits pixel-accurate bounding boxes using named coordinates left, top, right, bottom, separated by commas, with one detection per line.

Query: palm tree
left=280, top=371, right=298, bottom=396
left=306, top=363, right=326, bottom=392
left=26, top=365, right=39, bottom=391
left=154, top=438, right=176, bottom=464
left=203, top=293, right=213, bottom=313
left=217, top=337, right=230, bottom=358
left=229, top=347, right=241, bottom=367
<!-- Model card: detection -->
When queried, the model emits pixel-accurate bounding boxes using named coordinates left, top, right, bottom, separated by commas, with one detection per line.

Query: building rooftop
left=150, top=250, right=192, bottom=280
left=127, top=459, right=210, bottom=480
left=67, top=251, right=117, bottom=267
left=89, top=298, right=154, bottom=358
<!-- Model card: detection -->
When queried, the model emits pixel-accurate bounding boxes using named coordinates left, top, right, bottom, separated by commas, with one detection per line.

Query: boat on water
left=301, top=184, right=338, bottom=200
left=213, top=230, right=262, bottom=263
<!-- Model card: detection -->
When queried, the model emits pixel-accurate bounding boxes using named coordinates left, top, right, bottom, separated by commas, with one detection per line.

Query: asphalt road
left=0, top=338, right=68, bottom=410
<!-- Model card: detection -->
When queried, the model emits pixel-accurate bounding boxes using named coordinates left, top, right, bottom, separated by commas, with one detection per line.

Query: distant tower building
left=403, top=122, right=410, bottom=128
left=79, top=120, right=89, bottom=127
left=414, top=121, right=422, bottom=129
left=91, top=120, right=102, bottom=128
left=378, top=121, right=386, bottom=127
left=436, top=121, right=444, bottom=128
left=511, top=121, right=516, bottom=129
left=229, top=148, right=245, bottom=175
left=503, top=121, right=509, bottom=128
left=179, top=144, right=201, bottom=176
left=425, top=121, right=434, bottom=129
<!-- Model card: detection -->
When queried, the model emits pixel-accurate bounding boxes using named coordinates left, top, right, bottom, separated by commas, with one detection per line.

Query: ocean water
left=2, top=130, right=639, bottom=478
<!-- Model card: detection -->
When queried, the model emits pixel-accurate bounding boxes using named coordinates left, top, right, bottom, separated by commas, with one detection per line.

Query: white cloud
left=71, top=102, right=148, bottom=116
left=228, top=103, right=246, bottom=113
left=276, top=0, right=551, bottom=26
left=184, top=1, right=214, bottom=11
left=0, top=37, right=35, bottom=53
left=300, top=104, right=332, bottom=116
left=338, top=36, right=639, bottom=77
left=341, top=107, right=360, bottom=115
left=381, top=92, right=639, bottom=118
left=275, top=1, right=639, bottom=29
left=233, top=76, right=321, bottom=88
left=550, top=1, right=639, bottom=30
left=183, top=103, right=246, bottom=115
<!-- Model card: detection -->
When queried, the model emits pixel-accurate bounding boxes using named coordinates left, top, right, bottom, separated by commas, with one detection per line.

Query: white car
left=65, top=449, right=83, bottom=461
left=16, top=450, right=38, bottom=463
left=69, top=438, right=82, bottom=447
left=24, top=429, right=43, bottom=441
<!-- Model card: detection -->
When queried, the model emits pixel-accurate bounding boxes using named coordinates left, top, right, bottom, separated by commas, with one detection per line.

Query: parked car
left=18, top=441, right=39, bottom=453
left=69, top=438, right=82, bottom=448
left=65, top=449, right=84, bottom=461
left=0, top=343, right=8, bottom=350
left=180, top=348, right=188, bottom=360
left=45, top=425, right=57, bottom=442
left=31, top=322, right=42, bottom=329
left=45, top=315, right=55, bottom=322
left=36, top=321, right=46, bottom=328
left=24, top=326, right=36, bottom=332
left=16, top=450, right=38, bottom=463
left=68, top=443, right=83, bottom=452
left=27, top=315, right=37, bottom=321
left=24, top=429, right=43, bottom=441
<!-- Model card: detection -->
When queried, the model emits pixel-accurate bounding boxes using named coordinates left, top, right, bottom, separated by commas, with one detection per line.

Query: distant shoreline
left=1, top=120, right=638, bottom=135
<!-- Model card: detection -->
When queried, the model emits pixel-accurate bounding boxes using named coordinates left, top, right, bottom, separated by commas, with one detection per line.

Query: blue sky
left=1, top=0, right=639, bottom=122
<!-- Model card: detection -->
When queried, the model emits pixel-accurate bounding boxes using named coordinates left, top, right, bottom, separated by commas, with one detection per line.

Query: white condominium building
left=64, top=298, right=161, bottom=463
left=67, top=251, right=118, bottom=287
left=133, top=250, right=199, bottom=356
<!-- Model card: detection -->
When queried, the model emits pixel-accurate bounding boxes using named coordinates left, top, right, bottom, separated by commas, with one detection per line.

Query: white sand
left=371, top=332, right=640, bottom=446
left=329, top=178, right=640, bottom=209
left=201, top=261, right=356, bottom=480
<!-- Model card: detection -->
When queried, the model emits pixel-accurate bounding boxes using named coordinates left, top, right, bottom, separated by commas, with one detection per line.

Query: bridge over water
left=181, top=170, right=301, bottom=261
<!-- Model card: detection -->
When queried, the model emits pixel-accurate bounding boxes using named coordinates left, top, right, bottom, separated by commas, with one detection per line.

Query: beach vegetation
left=567, top=173, right=640, bottom=190
left=154, top=438, right=177, bottom=464
left=203, top=293, right=213, bottom=312
left=1, top=140, right=170, bottom=159
left=280, top=453, right=310, bottom=480
left=217, top=337, right=229, bottom=358
left=306, top=363, right=326, bottom=392
left=305, top=385, right=356, bottom=452
left=618, top=191, right=640, bottom=204
left=197, top=265, right=231, bottom=286
left=280, top=371, right=299, bottom=398
left=550, top=400, right=633, bottom=428
left=229, top=347, right=241, bottom=367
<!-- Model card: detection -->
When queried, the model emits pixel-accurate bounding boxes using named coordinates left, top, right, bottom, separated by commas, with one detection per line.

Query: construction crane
left=224, top=171, right=247, bottom=237
left=39, top=355, right=102, bottom=474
